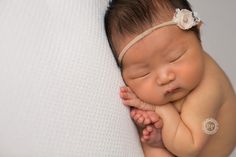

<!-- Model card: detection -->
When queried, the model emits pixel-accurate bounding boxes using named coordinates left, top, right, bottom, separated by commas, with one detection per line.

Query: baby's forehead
left=116, top=25, right=184, bottom=53
left=119, top=26, right=197, bottom=68
left=110, top=10, right=176, bottom=57
left=112, top=33, right=137, bottom=56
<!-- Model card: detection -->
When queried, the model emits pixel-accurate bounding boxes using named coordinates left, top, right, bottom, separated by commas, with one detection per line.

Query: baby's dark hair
left=104, top=0, right=201, bottom=65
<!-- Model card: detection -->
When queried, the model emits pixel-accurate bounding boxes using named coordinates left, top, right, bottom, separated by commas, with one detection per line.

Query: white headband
left=118, top=9, right=200, bottom=65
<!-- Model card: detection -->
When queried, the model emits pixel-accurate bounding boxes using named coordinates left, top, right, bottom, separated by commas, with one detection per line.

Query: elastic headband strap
left=118, top=21, right=176, bottom=65
left=117, top=9, right=200, bottom=66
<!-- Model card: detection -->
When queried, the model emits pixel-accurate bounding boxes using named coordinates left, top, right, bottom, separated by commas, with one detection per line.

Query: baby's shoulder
left=202, top=53, right=234, bottom=100
left=186, top=76, right=224, bottom=109
left=182, top=63, right=228, bottom=112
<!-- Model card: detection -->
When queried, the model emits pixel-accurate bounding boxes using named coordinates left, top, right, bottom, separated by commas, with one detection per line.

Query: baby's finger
left=141, top=136, right=148, bottom=143
left=143, top=129, right=149, bottom=136
left=122, top=86, right=139, bottom=98
left=119, top=89, right=130, bottom=99
left=133, top=113, right=142, bottom=121
left=122, top=99, right=142, bottom=109
left=120, top=86, right=128, bottom=92
left=142, top=135, right=150, bottom=140
left=143, top=118, right=151, bottom=125
left=154, top=119, right=163, bottom=128
left=146, top=125, right=153, bottom=132
left=122, top=99, right=134, bottom=107
left=130, top=109, right=137, bottom=117
left=120, top=90, right=135, bottom=101
left=137, top=116, right=144, bottom=124
left=147, top=111, right=160, bottom=122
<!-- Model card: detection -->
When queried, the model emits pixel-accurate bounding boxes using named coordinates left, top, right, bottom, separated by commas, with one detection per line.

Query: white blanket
left=0, top=0, right=143, bottom=156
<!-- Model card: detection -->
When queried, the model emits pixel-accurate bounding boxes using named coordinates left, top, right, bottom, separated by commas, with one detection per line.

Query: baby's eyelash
left=140, top=73, right=150, bottom=77
left=170, top=53, right=184, bottom=62
left=132, top=72, right=150, bottom=79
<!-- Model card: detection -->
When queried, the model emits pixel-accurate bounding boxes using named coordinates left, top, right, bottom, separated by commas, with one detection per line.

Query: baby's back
left=198, top=53, right=236, bottom=157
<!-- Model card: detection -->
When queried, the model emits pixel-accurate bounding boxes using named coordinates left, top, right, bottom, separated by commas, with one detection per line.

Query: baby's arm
left=121, top=85, right=222, bottom=157
left=120, top=87, right=155, bottom=111
left=156, top=84, right=222, bottom=157
left=120, top=87, right=175, bottom=156
left=120, top=87, right=163, bottom=144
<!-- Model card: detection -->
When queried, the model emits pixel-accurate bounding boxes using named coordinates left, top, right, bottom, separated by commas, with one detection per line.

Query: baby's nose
left=156, top=72, right=175, bottom=85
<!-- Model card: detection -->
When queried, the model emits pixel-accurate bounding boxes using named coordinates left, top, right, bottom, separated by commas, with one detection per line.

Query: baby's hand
left=130, top=108, right=164, bottom=147
left=130, top=108, right=163, bottom=128
left=120, top=86, right=155, bottom=111
left=120, top=86, right=164, bottom=148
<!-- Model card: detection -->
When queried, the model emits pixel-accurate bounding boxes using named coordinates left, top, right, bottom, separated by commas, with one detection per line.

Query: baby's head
left=105, top=0, right=204, bottom=105
left=105, top=0, right=201, bottom=67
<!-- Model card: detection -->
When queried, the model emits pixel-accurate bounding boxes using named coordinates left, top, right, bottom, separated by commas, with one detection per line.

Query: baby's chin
left=170, top=89, right=189, bottom=102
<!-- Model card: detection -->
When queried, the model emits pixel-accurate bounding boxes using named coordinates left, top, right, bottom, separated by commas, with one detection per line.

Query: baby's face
left=117, top=26, right=205, bottom=105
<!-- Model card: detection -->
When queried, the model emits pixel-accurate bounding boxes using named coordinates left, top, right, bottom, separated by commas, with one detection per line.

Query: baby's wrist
left=139, top=100, right=156, bottom=111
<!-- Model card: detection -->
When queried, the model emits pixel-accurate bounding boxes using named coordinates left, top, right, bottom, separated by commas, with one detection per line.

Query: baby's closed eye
left=129, top=70, right=150, bottom=79
left=168, top=51, right=186, bottom=63
left=125, top=66, right=150, bottom=79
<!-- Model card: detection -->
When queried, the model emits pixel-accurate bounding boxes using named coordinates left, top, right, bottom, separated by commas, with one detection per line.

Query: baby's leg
left=143, top=142, right=175, bottom=157
left=120, top=86, right=164, bottom=145
left=130, top=108, right=164, bottom=147
left=142, top=126, right=175, bottom=157
left=120, top=86, right=161, bottom=127
left=142, top=125, right=164, bottom=148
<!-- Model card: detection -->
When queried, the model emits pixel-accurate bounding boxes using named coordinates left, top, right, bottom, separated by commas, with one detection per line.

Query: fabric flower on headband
left=173, top=9, right=200, bottom=30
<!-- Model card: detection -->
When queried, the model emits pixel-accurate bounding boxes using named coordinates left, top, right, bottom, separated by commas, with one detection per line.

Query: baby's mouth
left=165, top=87, right=180, bottom=95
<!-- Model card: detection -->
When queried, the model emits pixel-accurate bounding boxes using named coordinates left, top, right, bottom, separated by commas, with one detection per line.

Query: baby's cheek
left=185, top=67, right=203, bottom=89
left=134, top=84, right=164, bottom=105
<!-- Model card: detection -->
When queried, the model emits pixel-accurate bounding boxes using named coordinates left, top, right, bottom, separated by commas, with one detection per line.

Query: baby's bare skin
left=130, top=108, right=174, bottom=157
left=194, top=54, right=236, bottom=157
left=120, top=87, right=163, bottom=145
left=106, top=0, right=236, bottom=156
left=121, top=53, right=236, bottom=157
left=130, top=108, right=163, bottom=146
left=115, top=21, right=236, bottom=155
